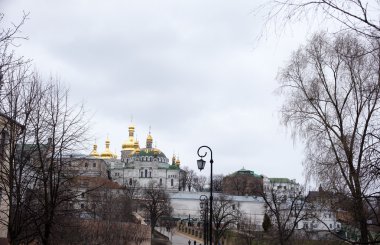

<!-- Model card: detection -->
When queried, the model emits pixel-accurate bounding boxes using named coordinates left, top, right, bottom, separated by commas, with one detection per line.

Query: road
left=156, top=227, right=204, bottom=245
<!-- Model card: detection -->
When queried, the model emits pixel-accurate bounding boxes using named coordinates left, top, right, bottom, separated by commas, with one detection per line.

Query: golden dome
left=123, top=124, right=136, bottom=150
left=175, top=156, right=181, bottom=166
left=100, top=137, right=115, bottom=159
left=146, top=133, right=153, bottom=149
left=147, top=134, right=153, bottom=141
left=135, top=147, right=141, bottom=154
left=122, top=139, right=135, bottom=150
left=153, top=148, right=159, bottom=155
left=89, top=144, right=100, bottom=157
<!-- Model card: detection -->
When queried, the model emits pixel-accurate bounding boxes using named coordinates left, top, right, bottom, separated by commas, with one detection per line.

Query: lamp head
left=197, top=158, right=206, bottom=171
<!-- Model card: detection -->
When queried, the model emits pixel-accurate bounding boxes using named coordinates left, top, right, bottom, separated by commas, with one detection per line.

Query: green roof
left=168, top=164, right=179, bottom=170
left=229, top=167, right=262, bottom=178
left=269, top=178, right=292, bottom=183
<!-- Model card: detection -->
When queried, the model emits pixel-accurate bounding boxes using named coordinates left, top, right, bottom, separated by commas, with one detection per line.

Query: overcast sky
left=2, top=0, right=319, bottom=184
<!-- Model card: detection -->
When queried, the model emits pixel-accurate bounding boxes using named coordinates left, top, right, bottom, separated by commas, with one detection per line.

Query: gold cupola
left=153, top=146, right=159, bottom=156
left=89, top=144, right=100, bottom=157
left=175, top=156, right=181, bottom=167
left=122, top=124, right=136, bottom=151
left=100, top=137, right=115, bottom=159
left=146, top=132, right=153, bottom=149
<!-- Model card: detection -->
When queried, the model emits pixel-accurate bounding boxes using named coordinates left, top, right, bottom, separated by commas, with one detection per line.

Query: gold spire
left=100, top=137, right=115, bottom=159
left=172, top=154, right=176, bottom=165
left=89, top=144, right=100, bottom=157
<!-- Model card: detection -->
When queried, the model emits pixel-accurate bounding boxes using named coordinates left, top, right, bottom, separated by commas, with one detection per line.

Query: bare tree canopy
left=140, top=181, right=173, bottom=236
left=212, top=194, right=241, bottom=244
left=262, top=0, right=380, bottom=39
left=278, top=32, right=380, bottom=243
left=262, top=185, right=307, bottom=245
left=193, top=175, right=207, bottom=192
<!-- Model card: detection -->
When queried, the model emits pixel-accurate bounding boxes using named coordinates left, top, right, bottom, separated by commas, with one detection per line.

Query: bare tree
left=182, top=166, right=196, bottom=192
left=262, top=0, right=380, bottom=39
left=0, top=70, right=89, bottom=245
left=278, top=32, right=380, bottom=243
left=212, top=194, right=241, bottom=245
left=140, top=181, right=172, bottom=237
left=124, top=178, right=140, bottom=200
left=237, top=215, right=258, bottom=245
left=262, top=185, right=307, bottom=245
left=211, top=174, right=224, bottom=192
left=193, top=175, right=207, bottom=192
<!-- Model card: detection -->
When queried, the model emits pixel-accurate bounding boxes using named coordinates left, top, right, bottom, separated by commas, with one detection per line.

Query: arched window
left=140, top=171, right=143, bottom=178
left=129, top=178, right=132, bottom=185
left=171, top=179, right=174, bottom=186
left=145, top=169, right=148, bottom=178
left=160, top=179, right=162, bottom=186
left=149, top=172, right=152, bottom=178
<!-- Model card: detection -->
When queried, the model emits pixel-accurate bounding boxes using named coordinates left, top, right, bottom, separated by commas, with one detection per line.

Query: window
left=93, top=162, right=96, bottom=168
left=149, top=172, right=152, bottom=178
left=129, top=178, right=132, bottom=185
left=81, top=192, right=85, bottom=198
left=232, top=204, right=235, bottom=210
left=145, top=169, right=148, bottom=178
left=171, top=179, right=174, bottom=186
left=81, top=204, right=84, bottom=209
left=140, top=171, right=143, bottom=178
left=160, top=178, right=162, bottom=186
left=85, top=162, right=88, bottom=168
left=329, top=224, right=332, bottom=229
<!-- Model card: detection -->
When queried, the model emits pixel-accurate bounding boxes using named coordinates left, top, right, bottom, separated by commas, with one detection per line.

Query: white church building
left=88, top=124, right=181, bottom=192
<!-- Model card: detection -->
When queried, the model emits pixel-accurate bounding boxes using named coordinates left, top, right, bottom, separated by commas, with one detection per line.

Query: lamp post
left=199, top=195, right=208, bottom=245
left=197, top=146, right=213, bottom=245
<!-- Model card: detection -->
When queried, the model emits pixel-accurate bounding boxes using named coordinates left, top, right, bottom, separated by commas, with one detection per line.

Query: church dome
left=122, top=139, right=135, bottom=150
left=89, top=144, right=100, bottom=157
left=122, top=123, right=137, bottom=150
left=100, top=138, right=116, bottom=159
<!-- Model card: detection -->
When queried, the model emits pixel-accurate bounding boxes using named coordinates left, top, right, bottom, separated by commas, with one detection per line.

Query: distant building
left=267, top=177, right=300, bottom=196
left=222, top=167, right=263, bottom=196
left=87, top=124, right=181, bottom=192
left=170, top=192, right=265, bottom=229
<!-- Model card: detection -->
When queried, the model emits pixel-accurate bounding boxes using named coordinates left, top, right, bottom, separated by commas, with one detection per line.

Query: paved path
left=156, top=227, right=204, bottom=245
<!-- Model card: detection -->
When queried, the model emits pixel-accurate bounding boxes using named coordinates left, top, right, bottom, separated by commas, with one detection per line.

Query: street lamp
left=199, top=195, right=208, bottom=245
left=197, top=146, right=213, bottom=245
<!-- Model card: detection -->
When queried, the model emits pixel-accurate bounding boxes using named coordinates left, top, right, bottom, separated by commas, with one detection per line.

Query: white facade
left=169, top=192, right=266, bottom=229
left=110, top=158, right=180, bottom=192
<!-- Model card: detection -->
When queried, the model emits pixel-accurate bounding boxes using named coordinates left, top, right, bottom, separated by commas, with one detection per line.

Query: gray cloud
left=3, top=0, right=310, bottom=183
